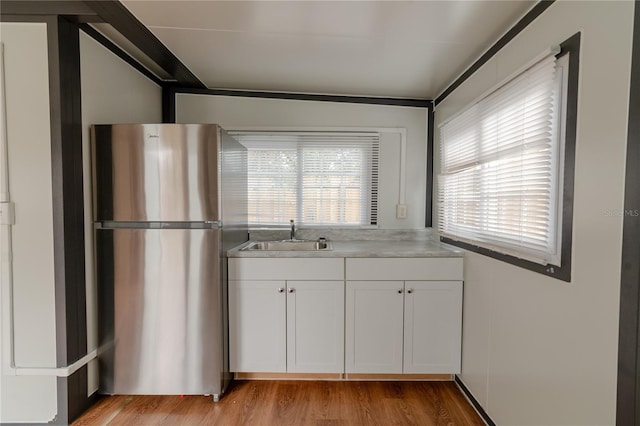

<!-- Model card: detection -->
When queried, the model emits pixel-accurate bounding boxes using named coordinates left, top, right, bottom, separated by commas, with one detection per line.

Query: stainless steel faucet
left=290, top=219, right=296, bottom=240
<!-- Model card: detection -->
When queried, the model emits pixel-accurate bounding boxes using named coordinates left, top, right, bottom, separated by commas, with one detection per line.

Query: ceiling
left=119, top=0, right=535, bottom=99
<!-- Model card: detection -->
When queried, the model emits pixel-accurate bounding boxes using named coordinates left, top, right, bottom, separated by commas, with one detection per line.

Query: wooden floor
left=72, top=380, right=484, bottom=425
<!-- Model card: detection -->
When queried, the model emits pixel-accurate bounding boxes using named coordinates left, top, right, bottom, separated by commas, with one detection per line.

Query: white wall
left=434, top=1, right=634, bottom=424
left=0, top=24, right=163, bottom=423
left=80, top=31, right=162, bottom=395
left=0, top=22, right=58, bottom=423
left=176, top=94, right=428, bottom=229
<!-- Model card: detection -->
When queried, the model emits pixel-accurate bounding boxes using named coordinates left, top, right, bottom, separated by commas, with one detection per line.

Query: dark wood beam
left=1, top=1, right=101, bottom=22
left=47, top=14, right=86, bottom=369
left=83, top=1, right=206, bottom=88
left=426, top=103, right=434, bottom=228
left=617, top=1, right=640, bottom=424
left=162, top=86, right=177, bottom=123
left=78, top=23, right=163, bottom=86
left=174, top=87, right=431, bottom=108
left=46, top=15, right=92, bottom=423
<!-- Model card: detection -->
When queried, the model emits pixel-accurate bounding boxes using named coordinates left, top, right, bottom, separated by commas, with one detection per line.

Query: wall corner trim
left=616, top=1, right=640, bottom=424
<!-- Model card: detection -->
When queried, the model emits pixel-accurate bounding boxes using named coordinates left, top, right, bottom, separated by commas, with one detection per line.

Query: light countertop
left=227, top=239, right=464, bottom=258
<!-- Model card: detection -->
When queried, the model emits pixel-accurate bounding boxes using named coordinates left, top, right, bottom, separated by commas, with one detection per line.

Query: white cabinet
left=403, top=281, right=463, bottom=373
left=345, top=281, right=405, bottom=373
left=346, top=258, right=463, bottom=374
left=228, top=258, right=344, bottom=373
left=228, top=280, right=287, bottom=372
left=286, top=281, right=344, bottom=373
left=345, top=257, right=463, bottom=281
left=229, top=256, right=463, bottom=376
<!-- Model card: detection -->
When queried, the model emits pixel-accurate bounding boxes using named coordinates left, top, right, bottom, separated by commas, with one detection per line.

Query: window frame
left=439, top=33, right=580, bottom=282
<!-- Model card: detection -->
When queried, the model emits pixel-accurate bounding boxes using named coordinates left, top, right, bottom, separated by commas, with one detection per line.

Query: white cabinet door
left=403, top=281, right=463, bottom=374
left=286, top=281, right=344, bottom=373
left=345, top=281, right=404, bottom=373
left=229, top=280, right=287, bottom=372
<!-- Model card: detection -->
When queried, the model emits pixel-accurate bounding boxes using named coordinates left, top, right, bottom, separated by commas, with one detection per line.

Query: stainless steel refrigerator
left=92, top=124, right=247, bottom=401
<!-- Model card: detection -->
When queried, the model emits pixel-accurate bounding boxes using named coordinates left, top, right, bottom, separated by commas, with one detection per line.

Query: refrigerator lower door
left=96, top=228, right=224, bottom=396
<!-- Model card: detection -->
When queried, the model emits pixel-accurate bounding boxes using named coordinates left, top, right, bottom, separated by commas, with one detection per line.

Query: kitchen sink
left=241, top=239, right=333, bottom=251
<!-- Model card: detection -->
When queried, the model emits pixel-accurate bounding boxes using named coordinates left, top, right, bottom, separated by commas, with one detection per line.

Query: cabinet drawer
left=346, top=258, right=462, bottom=281
left=229, top=258, right=344, bottom=280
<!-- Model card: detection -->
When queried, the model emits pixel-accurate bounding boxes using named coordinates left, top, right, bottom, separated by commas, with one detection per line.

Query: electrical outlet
left=0, top=202, right=15, bottom=225
left=396, top=204, right=407, bottom=219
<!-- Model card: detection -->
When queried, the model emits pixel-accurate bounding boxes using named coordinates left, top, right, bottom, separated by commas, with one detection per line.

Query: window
left=232, top=131, right=379, bottom=227
left=438, top=38, right=578, bottom=281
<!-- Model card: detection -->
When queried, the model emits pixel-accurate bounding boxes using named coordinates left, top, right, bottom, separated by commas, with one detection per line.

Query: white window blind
left=438, top=54, right=564, bottom=265
left=232, top=131, right=379, bottom=226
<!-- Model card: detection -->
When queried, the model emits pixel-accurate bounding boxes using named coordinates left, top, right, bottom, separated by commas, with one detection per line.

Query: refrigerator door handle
left=95, top=221, right=221, bottom=230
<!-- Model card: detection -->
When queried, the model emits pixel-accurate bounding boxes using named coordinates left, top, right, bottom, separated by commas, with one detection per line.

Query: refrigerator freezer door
left=96, top=228, right=223, bottom=395
left=92, top=124, right=221, bottom=222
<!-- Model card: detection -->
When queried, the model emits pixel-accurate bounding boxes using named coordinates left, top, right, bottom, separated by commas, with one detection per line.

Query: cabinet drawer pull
left=397, top=289, right=403, bottom=294
left=407, top=289, right=413, bottom=294
left=287, top=288, right=295, bottom=293
left=277, top=288, right=285, bottom=293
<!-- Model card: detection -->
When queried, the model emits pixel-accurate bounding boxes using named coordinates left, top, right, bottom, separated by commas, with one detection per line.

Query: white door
left=286, top=281, right=344, bottom=373
left=345, top=281, right=404, bottom=373
left=229, top=280, right=286, bottom=372
left=403, top=281, right=463, bottom=373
